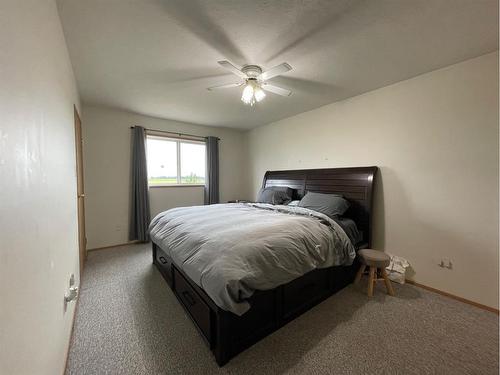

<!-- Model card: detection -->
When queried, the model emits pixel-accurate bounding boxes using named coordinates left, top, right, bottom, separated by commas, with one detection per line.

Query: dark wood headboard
left=262, top=166, right=378, bottom=247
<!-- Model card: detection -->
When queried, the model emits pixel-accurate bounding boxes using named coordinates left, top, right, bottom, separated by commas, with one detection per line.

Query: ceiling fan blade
left=217, top=61, right=248, bottom=79
left=258, top=63, right=292, bottom=81
left=262, top=84, right=292, bottom=97
left=207, top=82, right=243, bottom=91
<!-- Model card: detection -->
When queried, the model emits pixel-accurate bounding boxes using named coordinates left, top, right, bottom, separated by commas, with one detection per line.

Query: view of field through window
left=146, top=136, right=206, bottom=185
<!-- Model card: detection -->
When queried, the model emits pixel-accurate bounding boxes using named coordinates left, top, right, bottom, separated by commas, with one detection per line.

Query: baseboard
left=406, top=280, right=499, bottom=315
left=62, top=295, right=79, bottom=375
left=87, top=241, right=140, bottom=252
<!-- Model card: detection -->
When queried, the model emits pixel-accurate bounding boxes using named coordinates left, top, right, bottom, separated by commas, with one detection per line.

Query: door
left=74, top=106, right=86, bottom=273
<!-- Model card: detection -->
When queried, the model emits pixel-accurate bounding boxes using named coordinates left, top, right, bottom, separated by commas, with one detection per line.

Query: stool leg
left=367, top=267, right=376, bottom=297
left=354, top=264, right=366, bottom=284
left=381, top=268, right=395, bottom=296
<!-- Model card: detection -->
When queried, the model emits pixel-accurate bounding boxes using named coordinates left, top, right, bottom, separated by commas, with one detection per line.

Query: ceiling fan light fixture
left=241, top=83, right=255, bottom=104
left=211, top=60, right=293, bottom=105
left=254, top=87, right=266, bottom=102
left=241, top=79, right=266, bottom=106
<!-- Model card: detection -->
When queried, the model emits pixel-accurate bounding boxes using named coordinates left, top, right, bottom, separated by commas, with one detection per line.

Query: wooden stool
left=355, top=249, right=395, bottom=297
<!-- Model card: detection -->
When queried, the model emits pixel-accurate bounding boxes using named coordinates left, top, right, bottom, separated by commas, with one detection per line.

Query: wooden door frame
left=74, top=105, right=86, bottom=273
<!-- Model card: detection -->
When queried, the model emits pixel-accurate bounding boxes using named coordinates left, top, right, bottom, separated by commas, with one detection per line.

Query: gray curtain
left=129, top=126, right=151, bottom=242
left=204, top=136, right=219, bottom=204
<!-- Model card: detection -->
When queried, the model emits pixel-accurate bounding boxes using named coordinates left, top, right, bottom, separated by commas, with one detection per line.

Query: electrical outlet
left=438, top=258, right=453, bottom=269
left=64, top=273, right=78, bottom=312
left=443, top=258, right=452, bottom=269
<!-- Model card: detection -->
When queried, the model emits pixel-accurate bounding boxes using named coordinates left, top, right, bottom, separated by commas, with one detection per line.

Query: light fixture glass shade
left=254, top=87, right=266, bottom=102
left=241, top=84, right=254, bottom=104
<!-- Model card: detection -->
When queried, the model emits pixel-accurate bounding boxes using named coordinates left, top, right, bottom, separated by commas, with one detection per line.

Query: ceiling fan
left=207, top=61, right=293, bottom=106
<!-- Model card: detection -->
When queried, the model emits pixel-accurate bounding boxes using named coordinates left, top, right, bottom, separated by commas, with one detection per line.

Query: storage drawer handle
left=182, top=291, right=196, bottom=306
left=159, top=256, right=168, bottom=265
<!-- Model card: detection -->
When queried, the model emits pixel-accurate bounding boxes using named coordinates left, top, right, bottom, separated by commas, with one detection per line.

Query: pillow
left=287, top=200, right=300, bottom=206
left=256, top=188, right=292, bottom=205
left=267, top=186, right=294, bottom=199
left=298, top=192, right=350, bottom=218
left=334, top=217, right=362, bottom=245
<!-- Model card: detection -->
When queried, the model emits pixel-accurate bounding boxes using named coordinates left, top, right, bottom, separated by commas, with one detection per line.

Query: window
left=146, top=135, right=206, bottom=186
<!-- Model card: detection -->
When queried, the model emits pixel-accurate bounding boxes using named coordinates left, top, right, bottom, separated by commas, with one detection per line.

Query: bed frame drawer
left=155, top=247, right=173, bottom=287
left=282, top=268, right=330, bottom=319
left=174, top=269, right=212, bottom=345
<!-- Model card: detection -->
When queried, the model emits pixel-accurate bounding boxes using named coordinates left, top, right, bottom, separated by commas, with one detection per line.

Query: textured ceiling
left=58, top=0, right=498, bottom=129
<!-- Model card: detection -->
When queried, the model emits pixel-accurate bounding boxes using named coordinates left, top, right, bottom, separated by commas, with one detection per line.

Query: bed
left=151, top=166, right=378, bottom=366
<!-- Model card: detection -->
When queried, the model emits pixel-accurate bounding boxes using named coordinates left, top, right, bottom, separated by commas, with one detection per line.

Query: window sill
left=149, top=184, right=205, bottom=188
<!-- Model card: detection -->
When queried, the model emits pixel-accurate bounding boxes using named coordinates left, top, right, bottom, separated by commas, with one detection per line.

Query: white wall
left=247, top=52, right=499, bottom=309
left=82, top=105, right=247, bottom=249
left=0, top=1, right=81, bottom=374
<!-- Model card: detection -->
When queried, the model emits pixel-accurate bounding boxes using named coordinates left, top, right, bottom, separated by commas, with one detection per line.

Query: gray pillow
left=298, top=192, right=350, bottom=218
left=267, top=185, right=295, bottom=199
left=256, top=188, right=292, bottom=205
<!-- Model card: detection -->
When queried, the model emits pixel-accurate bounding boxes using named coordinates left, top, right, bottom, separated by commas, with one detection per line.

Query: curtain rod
left=130, top=126, right=220, bottom=141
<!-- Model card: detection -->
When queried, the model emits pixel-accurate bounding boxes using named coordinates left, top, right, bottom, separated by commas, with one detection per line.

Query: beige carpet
left=66, top=243, right=499, bottom=374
